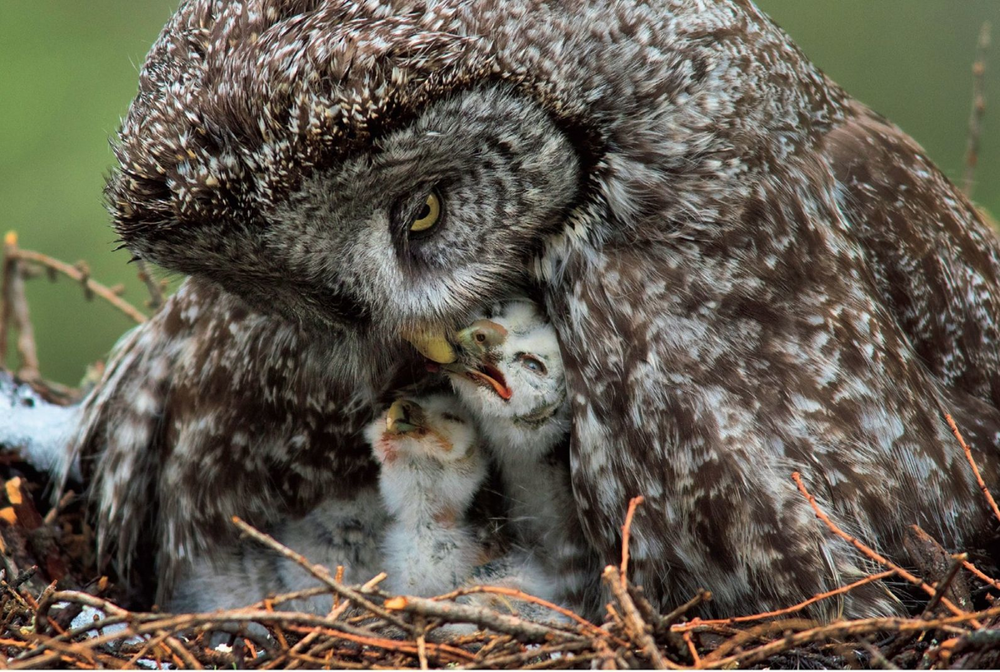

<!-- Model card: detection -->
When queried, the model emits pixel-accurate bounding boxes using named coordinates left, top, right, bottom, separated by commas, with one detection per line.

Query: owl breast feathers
left=63, top=0, right=1000, bottom=616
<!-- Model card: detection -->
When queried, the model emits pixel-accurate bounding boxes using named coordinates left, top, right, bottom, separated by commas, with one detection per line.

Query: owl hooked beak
left=386, top=399, right=425, bottom=434
left=447, top=320, right=513, bottom=401
left=403, top=328, right=457, bottom=364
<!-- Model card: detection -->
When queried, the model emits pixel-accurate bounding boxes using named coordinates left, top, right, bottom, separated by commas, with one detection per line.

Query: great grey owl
left=444, top=301, right=602, bottom=617
left=56, top=0, right=1000, bottom=618
left=369, top=395, right=488, bottom=597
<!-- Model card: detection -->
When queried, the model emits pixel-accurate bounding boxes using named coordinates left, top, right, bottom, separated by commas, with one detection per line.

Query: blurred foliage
left=1, top=2, right=998, bottom=384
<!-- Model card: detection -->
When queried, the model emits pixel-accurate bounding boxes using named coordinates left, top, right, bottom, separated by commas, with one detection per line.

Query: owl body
left=64, top=0, right=1000, bottom=616
left=63, top=278, right=418, bottom=601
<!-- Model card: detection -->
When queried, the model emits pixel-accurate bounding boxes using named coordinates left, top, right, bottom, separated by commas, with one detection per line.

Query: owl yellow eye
left=410, top=191, right=441, bottom=233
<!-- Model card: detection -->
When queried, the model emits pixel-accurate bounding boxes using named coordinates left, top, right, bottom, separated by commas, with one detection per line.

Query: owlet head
left=365, top=394, right=479, bottom=466
left=444, top=301, right=568, bottom=430
left=366, top=393, right=486, bottom=515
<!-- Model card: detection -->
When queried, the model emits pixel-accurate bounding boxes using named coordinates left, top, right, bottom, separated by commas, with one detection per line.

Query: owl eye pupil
left=409, top=190, right=442, bottom=234
left=519, top=355, right=547, bottom=375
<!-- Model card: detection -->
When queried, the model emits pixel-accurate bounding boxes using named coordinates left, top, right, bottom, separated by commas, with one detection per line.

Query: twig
left=963, top=21, right=992, bottom=197
left=791, top=471, right=980, bottom=627
left=960, top=557, right=1000, bottom=592
left=158, top=631, right=203, bottom=670
left=601, top=566, right=675, bottom=669
left=660, top=590, right=712, bottom=629
left=276, top=570, right=387, bottom=669
left=434, top=585, right=606, bottom=639
left=922, top=553, right=968, bottom=618
left=133, top=259, right=165, bottom=311
left=620, top=495, right=644, bottom=586
left=231, top=516, right=411, bottom=632
left=0, top=232, right=40, bottom=378
left=6, top=245, right=147, bottom=325
left=910, top=523, right=1000, bottom=592
left=946, top=413, right=1000, bottom=525
left=383, top=595, right=583, bottom=643
left=681, top=630, right=700, bottom=666
left=708, top=608, right=1000, bottom=670
left=414, top=615, right=429, bottom=671
left=673, top=570, right=896, bottom=631
left=282, top=623, right=475, bottom=663
left=459, top=641, right=590, bottom=669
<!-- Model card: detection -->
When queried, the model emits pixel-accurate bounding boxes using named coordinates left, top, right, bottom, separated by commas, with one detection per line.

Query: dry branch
left=947, top=412, right=1000, bottom=525
left=963, top=21, right=992, bottom=197
left=6, top=245, right=147, bottom=325
left=791, top=471, right=981, bottom=627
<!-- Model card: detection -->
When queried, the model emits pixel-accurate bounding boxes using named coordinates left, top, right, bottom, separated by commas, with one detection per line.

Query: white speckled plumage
left=57, top=0, right=1000, bottom=617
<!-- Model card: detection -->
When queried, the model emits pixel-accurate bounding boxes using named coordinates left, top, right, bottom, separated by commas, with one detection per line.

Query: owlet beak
left=386, top=399, right=421, bottom=434
left=452, top=320, right=513, bottom=401
left=403, top=327, right=457, bottom=364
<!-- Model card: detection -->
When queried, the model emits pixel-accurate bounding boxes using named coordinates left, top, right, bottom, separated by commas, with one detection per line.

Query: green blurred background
left=1, top=2, right=999, bottom=385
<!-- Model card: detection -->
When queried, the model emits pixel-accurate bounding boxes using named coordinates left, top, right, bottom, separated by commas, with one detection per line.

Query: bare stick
left=960, top=557, right=1000, bottom=592
left=231, top=516, right=412, bottom=632
left=791, top=472, right=979, bottom=627
left=673, top=571, right=895, bottom=631
left=0, top=233, right=40, bottom=377
left=601, top=565, right=675, bottom=669
left=708, top=608, right=997, bottom=670
left=681, top=630, right=700, bottom=666
left=383, top=595, right=583, bottom=643
left=620, top=495, right=644, bottom=586
left=922, top=553, right=968, bottom=618
left=458, top=641, right=591, bottom=670
left=910, top=523, right=1000, bottom=592
left=946, top=413, right=1000, bottom=525
left=134, top=259, right=165, bottom=311
left=8, top=247, right=147, bottom=325
left=434, top=585, right=606, bottom=639
left=414, top=615, right=429, bottom=671
left=660, top=590, right=712, bottom=629
left=963, top=21, right=992, bottom=197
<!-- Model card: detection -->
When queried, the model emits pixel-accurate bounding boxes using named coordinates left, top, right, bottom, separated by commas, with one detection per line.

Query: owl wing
left=821, top=104, right=1000, bottom=410
left=551, top=109, right=1000, bottom=615
left=61, top=278, right=383, bottom=604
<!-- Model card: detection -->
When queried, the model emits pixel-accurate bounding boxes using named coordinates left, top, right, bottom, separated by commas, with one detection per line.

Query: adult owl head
left=108, top=0, right=826, bottom=338
left=106, top=0, right=1000, bottom=617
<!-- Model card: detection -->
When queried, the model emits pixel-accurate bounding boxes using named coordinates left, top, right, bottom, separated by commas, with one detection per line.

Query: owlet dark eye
left=519, top=354, right=547, bottom=375
left=409, top=190, right=441, bottom=233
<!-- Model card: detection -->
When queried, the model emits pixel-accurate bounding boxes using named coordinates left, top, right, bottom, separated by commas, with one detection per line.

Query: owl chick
left=0, top=372, right=81, bottom=480
left=367, top=396, right=488, bottom=597
left=443, top=301, right=601, bottom=617
left=170, top=487, right=388, bottom=615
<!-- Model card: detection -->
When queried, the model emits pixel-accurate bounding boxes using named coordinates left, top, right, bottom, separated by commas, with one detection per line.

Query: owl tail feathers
left=0, top=370, right=83, bottom=482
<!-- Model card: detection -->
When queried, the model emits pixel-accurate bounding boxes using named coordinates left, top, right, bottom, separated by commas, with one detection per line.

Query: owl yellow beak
left=386, top=399, right=421, bottom=434
left=403, top=327, right=457, bottom=364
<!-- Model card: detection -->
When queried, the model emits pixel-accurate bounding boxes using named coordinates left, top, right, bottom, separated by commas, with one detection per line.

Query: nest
left=0, top=463, right=997, bottom=670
